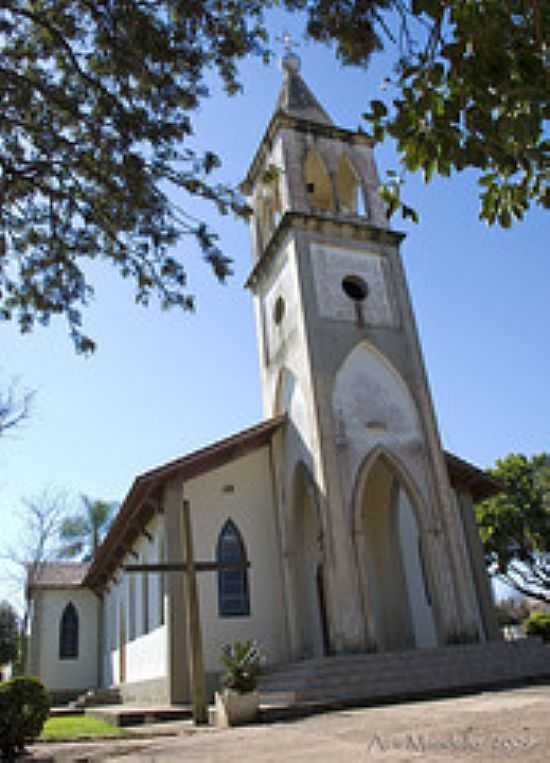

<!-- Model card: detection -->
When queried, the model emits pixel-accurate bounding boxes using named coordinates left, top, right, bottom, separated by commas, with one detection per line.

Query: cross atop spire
left=276, top=30, right=301, bottom=74
left=273, top=32, right=332, bottom=125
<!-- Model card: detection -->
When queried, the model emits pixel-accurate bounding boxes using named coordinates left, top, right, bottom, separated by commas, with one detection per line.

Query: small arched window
left=217, top=519, right=250, bottom=617
left=59, top=602, right=79, bottom=659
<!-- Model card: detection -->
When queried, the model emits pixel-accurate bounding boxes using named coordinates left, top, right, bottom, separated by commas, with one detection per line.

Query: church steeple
left=243, top=60, right=481, bottom=657
left=242, top=61, right=388, bottom=271
left=275, top=51, right=333, bottom=126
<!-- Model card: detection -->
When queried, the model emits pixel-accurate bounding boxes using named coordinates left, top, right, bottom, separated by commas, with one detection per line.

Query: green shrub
left=220, top=640, right=262, bottom=694
left=0, top=676, right=50, bottom=759
left=525, top=612, right=550, bottom=643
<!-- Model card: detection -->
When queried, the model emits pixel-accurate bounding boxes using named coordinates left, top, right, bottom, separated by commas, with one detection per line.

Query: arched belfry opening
left=257, top=172, right=282, bottom=250
left=354, top=450, right=438, bottom=653
left=303, top=148, right=333, bottom=211
left=336, top=154, right=366, bottom=216
left=289, top=463, right=329, bottom=659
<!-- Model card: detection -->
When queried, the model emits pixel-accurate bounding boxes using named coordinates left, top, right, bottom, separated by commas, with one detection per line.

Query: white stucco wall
left=37, top=588, right=99, bottom=691
left=311, top=244, right=397, bottom=327
left=184, top=445, right=288, bottom=673
left=332, top=340, right=427, bottom=515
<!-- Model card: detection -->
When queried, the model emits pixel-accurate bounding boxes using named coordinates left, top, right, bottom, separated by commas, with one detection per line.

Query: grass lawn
left=41, top=715, right=125, bottom=740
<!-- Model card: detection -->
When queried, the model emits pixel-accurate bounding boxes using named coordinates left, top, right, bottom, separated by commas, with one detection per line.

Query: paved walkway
left=29, top=684, right=550, bottom=762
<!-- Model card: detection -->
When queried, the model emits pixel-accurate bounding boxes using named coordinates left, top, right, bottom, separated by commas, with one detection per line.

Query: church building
left=27, top=52, right=530, bottom=707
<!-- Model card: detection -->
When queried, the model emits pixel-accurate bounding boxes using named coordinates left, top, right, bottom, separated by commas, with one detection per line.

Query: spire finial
left=277, top=30, right=301, bottom=75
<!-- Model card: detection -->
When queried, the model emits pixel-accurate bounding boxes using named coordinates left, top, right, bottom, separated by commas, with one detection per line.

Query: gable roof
left=27, top=562, right=90, bottom=590
left=84, top=415, right=286, bottom=591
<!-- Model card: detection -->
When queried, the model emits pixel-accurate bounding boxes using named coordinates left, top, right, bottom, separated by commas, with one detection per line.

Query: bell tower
left=242, top=52, right=483, bottom=657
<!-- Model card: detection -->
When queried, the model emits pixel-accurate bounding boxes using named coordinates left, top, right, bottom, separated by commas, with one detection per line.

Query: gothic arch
left=273, top=365, right=296, bottom=416
left=59, top=601, right=79, bottom=659
left=352, top=446, right=429, bottom=539
left=352, top=446, right=441, bottom=650
left=216, top=519, right=250, bottom=617
left=303, top=147, right=334, bottom=211
left=332, top=340, right=423, bottom=452
left=334, top=340, right=416, bottom=414
left=336, top=154, right=366, bottom=216
left=257, top=174, right=282, bottom=250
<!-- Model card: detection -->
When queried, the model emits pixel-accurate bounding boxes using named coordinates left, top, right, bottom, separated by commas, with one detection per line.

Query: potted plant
left=215, top=640, right=262, bottom=727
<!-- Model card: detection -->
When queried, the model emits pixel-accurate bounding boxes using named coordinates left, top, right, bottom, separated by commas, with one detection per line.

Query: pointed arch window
left=217, top=519, right=250, bottom=617
left=59, top=602, right=79, bottom=659
left=304, top=148, right=333, bottom=211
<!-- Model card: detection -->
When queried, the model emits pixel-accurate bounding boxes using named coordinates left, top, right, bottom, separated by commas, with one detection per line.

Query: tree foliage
left=58, top=495, right=116, bottom=560
left=476, top=453, right=550, bottom=604
left=1, top=1, right=547, bottom=352
left=364, top=1, right=549, bottom=228
left=0, top=601, right=19, bottom=666
left=525, top=611, right=550, bottom=642
left=1, top=0, right=263, bottom=352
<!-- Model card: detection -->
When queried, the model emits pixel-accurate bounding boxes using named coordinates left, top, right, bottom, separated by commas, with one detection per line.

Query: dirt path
left=29, top=684, right=550, bottom=762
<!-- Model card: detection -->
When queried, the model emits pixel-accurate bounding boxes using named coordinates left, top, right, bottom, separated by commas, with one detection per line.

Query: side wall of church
left=182, top=445, right=289, bottom=680
left=36, top=588, right=99, bottom=692
left=452, top=487, right=500, bottom=641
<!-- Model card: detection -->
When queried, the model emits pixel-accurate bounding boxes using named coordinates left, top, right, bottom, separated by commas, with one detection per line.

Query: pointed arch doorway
left=354, top=451, right=438, bottom=653
left=290, top=464, right=330, bottom=659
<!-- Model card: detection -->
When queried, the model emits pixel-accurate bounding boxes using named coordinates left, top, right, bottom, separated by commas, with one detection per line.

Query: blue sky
left=1, top=14, right=548, bottom=606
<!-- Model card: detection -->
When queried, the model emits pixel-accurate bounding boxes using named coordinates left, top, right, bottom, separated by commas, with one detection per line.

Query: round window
left=342, top=275, right=368, bottom=302
left=273, top=296, right=285, bottom=325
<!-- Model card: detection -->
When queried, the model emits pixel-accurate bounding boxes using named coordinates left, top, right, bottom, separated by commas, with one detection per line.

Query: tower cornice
left=241, top=110, right=372, bottom=196
left=245, top=210, right=405, bottom=290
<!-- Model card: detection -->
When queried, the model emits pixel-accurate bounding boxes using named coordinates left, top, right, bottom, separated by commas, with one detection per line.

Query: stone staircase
left=69, top=686, right=123, bottom=710
left=258, top=639, right=550, bottom=712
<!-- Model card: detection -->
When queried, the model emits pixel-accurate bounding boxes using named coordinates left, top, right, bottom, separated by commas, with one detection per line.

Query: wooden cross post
left=123, top=497, right=250, bottom=725
left=180, top=497, right=208, bottom=725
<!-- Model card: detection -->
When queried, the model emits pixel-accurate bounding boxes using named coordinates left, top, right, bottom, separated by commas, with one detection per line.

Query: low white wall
left=102, top=513, right=169, bottom=687
left=38, top=588, right=99, bottom=691
left=126, top=626, right=167, bottom=682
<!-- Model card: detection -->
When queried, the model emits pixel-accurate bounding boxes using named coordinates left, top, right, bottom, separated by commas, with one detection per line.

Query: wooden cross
left=124, top=498, right=250, bottom=725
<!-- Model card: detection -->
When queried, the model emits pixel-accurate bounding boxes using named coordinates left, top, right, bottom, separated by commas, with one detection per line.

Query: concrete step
left=258, top=640, right=550, bottom=707
left=87, top=704, right=193, bottom=727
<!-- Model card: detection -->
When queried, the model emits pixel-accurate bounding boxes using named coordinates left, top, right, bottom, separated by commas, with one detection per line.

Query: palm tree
left=58, top=495, right=116, bottom=561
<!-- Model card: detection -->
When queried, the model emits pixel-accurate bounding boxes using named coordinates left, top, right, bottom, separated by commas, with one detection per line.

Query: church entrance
left=293, top=465, right=326, bottom=659
left=355, top=453, right=437, bottom=652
